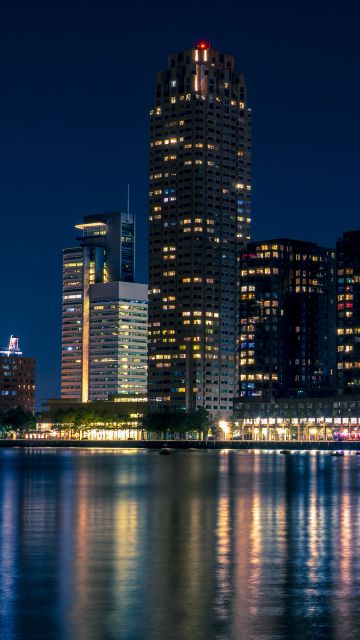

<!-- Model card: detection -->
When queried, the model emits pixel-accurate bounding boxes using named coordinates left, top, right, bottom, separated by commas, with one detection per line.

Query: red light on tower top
left=196, top=40, right=211, bottom=50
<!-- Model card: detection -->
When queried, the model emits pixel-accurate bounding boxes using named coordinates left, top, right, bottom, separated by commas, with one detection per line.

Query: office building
left=89, top=282, right=148, bottom=400
left=148, top=41, right=252, bottom=417
left=238, top=239, right=336, bottom=399
left=0, top=336, right=35, bottom=412
left=61, top=211, right=148, bottom=402
left=336, top=230, right=360, bottom=394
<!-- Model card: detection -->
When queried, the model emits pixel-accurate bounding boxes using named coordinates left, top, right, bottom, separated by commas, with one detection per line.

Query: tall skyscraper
left=61, top=211, right=148, bottom=402
left=148, top=41, right=252, bottom=417
left=336, top=230, right=360, bottom=394
left=0, top=336, right=35, bottom=412
left=238, top=239, right=336, bottom=399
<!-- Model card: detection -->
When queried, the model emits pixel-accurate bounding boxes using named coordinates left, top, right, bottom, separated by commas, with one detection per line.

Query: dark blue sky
left=1, top=0, right=359, bottom=405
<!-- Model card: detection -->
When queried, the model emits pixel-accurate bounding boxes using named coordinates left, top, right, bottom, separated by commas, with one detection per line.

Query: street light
left=219, top=420, right=230, bottom=440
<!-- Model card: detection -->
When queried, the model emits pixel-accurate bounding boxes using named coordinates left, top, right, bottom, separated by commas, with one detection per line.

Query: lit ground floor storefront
left=233, top=419, right=360, bottom=441
left=234, top=395, right=360, bottom=441
left=31, top=426, right=144, bottom=441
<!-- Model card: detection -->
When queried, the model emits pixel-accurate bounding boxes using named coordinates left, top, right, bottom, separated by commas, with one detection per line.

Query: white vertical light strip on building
left=81, top=249, right=90, bottom=403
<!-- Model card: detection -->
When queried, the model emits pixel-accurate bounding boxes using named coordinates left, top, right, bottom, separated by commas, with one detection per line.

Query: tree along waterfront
left=0, top=407, right=35, bottom=438
left=30, top=407, right=214, bottom=441
left=3, top=405, right=360, bottom=442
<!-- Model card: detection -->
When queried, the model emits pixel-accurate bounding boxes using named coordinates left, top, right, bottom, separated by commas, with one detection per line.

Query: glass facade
left=239, top=239, right=336, bottom=399
left=336, top=231, right=360, bottom=393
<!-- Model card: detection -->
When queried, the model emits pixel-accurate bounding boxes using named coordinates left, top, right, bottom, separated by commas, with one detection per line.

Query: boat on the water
left=159, top=447, right=172, bottom=455
left=279, top=449, right=291, bottom=455
left=330, top=451, right=344, bottom=457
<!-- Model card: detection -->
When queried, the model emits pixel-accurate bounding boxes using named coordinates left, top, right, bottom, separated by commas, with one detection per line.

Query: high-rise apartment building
left=148, top=41, right=252, bottom=417
left=61, top=211, right=148, bottom=402
left=238, top=239, right=336, bottom=399
left=336, top=230, right=360, bottom=394
left=0, top=336, right=35, bottom=412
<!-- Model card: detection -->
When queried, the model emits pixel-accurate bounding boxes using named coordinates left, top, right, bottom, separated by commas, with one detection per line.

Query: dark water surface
left=1, top=449, right=360, bottom=640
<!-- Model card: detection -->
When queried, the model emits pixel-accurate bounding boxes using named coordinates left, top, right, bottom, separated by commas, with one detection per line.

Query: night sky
left=1, top=0, right=359, bottom=406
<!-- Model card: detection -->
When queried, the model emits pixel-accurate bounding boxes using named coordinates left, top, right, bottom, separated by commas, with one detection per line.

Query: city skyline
left=2, top=0, right=360, bottom=404
left=3, top=5, right=360, bottom=640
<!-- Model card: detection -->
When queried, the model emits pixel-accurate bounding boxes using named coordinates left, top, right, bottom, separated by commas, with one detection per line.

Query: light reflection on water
left=1, top=450, right=360, bottom=639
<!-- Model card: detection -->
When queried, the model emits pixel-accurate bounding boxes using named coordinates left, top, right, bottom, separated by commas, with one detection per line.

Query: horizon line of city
left=2, top=40, right=360, bottom=442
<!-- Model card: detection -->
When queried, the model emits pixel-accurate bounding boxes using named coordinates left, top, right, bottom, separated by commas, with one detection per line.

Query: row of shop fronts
left=233, top=396, right=360, bottom=441
left=232, top=419, right=360, bottom=441
left=29, top=396, right=360, bottom=442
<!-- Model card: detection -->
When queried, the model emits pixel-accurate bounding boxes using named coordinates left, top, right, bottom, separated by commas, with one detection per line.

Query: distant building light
left=196, top=40, right=211, bottom=50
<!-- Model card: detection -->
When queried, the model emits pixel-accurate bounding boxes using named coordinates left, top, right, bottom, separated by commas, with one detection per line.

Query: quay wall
left=1, top=439, right=360, bottom=451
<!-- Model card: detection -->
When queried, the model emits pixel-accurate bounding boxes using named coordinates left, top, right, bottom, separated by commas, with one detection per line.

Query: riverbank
left=1, top=439, right=360, bottom=450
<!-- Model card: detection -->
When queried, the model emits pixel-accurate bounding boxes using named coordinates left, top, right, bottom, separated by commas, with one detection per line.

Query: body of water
left=1, top=449, right=360, bottom=640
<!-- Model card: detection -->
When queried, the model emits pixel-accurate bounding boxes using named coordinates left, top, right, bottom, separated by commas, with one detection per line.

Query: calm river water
left=1, top=449, right=360, bottom=640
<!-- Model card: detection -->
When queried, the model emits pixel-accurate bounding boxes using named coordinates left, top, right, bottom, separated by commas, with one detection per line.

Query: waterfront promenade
left=1, top=438, right=360, bottom=450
